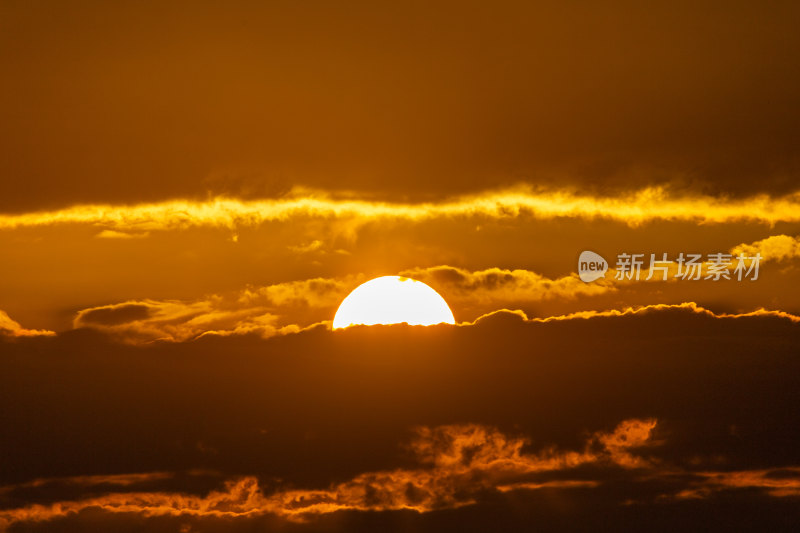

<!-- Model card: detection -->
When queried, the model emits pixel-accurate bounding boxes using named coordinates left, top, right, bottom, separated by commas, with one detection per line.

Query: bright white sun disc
left=332, top=276, right=455, bottom=329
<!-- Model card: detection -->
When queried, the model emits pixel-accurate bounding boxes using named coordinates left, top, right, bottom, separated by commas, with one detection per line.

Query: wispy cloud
left=1, top=187, right=799, bottom=233
left=94, top=230, right=150, bottom=239
left=71, top=276, right=363, bottom=343
left=0, top=419, right=657, bottom=528
left=72, top=299, right=303, bottom=343
left=4, top=417, right=798, bottom=530
left=671, top=468, right=800, bottom=500
left=0, top=310, right=55, bottom=338
left=400, top=265, right=614, bottom=303
left=470, top=302, right=800, bottom=325
left=1, top=472, right=174, bottom=492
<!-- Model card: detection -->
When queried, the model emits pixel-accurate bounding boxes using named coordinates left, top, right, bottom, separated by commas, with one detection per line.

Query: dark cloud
left=1, top=307, right=799, bottom=530
left=0, top=418, right=658, bottom=528
left=3, top=417, right=799, bottom=531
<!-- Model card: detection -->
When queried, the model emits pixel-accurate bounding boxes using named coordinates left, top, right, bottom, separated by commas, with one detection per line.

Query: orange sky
left=1, top=1, right=799, bottom=335
left=2, top=2, right=800, bottom=532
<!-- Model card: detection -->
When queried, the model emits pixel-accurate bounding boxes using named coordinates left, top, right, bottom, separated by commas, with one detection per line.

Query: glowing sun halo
left=332, top=276, right=456, bottom=329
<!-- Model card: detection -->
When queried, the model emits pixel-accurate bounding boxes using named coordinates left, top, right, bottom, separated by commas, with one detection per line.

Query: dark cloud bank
left=1, top=307, right=800, bottom=531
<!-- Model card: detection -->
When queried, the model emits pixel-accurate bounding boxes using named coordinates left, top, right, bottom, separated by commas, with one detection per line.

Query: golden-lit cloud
left=0, top=310, right=55, bottom=338
left=95, top=229, right=150, bottom=239
left=70, top=276, right=363, bottom=342
left=236, top=276, right=358, bottom=309
left=5, top=416, right=797, bottom=529
left=287, top=239, right=324, bottom=254
left=1, top=187, right=800, bottom=233
left=0, top=419, right=657, bottom=528
left=71, top=262, right=800, bottom=344
left=593, top=418, right=659, bottom=468
left=471, top=302, right=800, bottom=325
left=72, top=299, right=306, bottom=343
left=671, top=468, right=800, bottom=500
left=731, top=234, right=800, bottom=262
left=1, top=472, right=174, bottom=492
left=73, top=267, right=601, bottom=342
left=400, top=265, right=614, bottom=304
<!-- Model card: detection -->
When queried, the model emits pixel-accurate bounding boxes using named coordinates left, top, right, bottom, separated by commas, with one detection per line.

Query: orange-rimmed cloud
left=72, top=299, right=312, bottom=344
left=71, top=275, right=362, bottom=343
left=0, top=472, right=175, bottom=493
left=236, top=276, right=358, bottom=309
left=1, top=187, right=800, bottom=232
left=400, top=265, right=614, bottom=304
left=0, top=419, right=657, bottom=529
left=731, top=234, right=800, bottom=263
left=71, top=275, right=800, bottom=344
left=3, top=417, right=797, bottom=530
left=0, top=310, right=55, bottom=338
left=71, top=268, right=610, bottom=343
left=670, top=468, right=800, bottom=500
left=470, top=302, right=800, bottom=326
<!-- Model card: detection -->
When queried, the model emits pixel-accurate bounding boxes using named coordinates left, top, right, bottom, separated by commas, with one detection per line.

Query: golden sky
left=1, top=2, right=800, bottom=532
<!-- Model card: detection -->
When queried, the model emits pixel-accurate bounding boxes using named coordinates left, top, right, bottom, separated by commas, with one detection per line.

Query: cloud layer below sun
left=2, top=417, right=798, bottom=530
left=2, top=297, right=799, bottom=531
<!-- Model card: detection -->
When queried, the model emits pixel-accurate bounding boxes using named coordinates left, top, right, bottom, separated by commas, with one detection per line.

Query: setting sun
left=332, top=276, right=456, bottom=329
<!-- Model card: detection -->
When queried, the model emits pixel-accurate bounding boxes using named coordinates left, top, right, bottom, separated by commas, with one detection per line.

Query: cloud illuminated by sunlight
left=0, top=419, right=657, bottom=528
left=731, top=234, right=800, bottom=262
left=4, top=416, right=799, bottom=530
left=469, top=302, right=800, bottom=326
left=1, top=187, right=800, bottom=233
left=0, top=311, right=55, bottom=338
